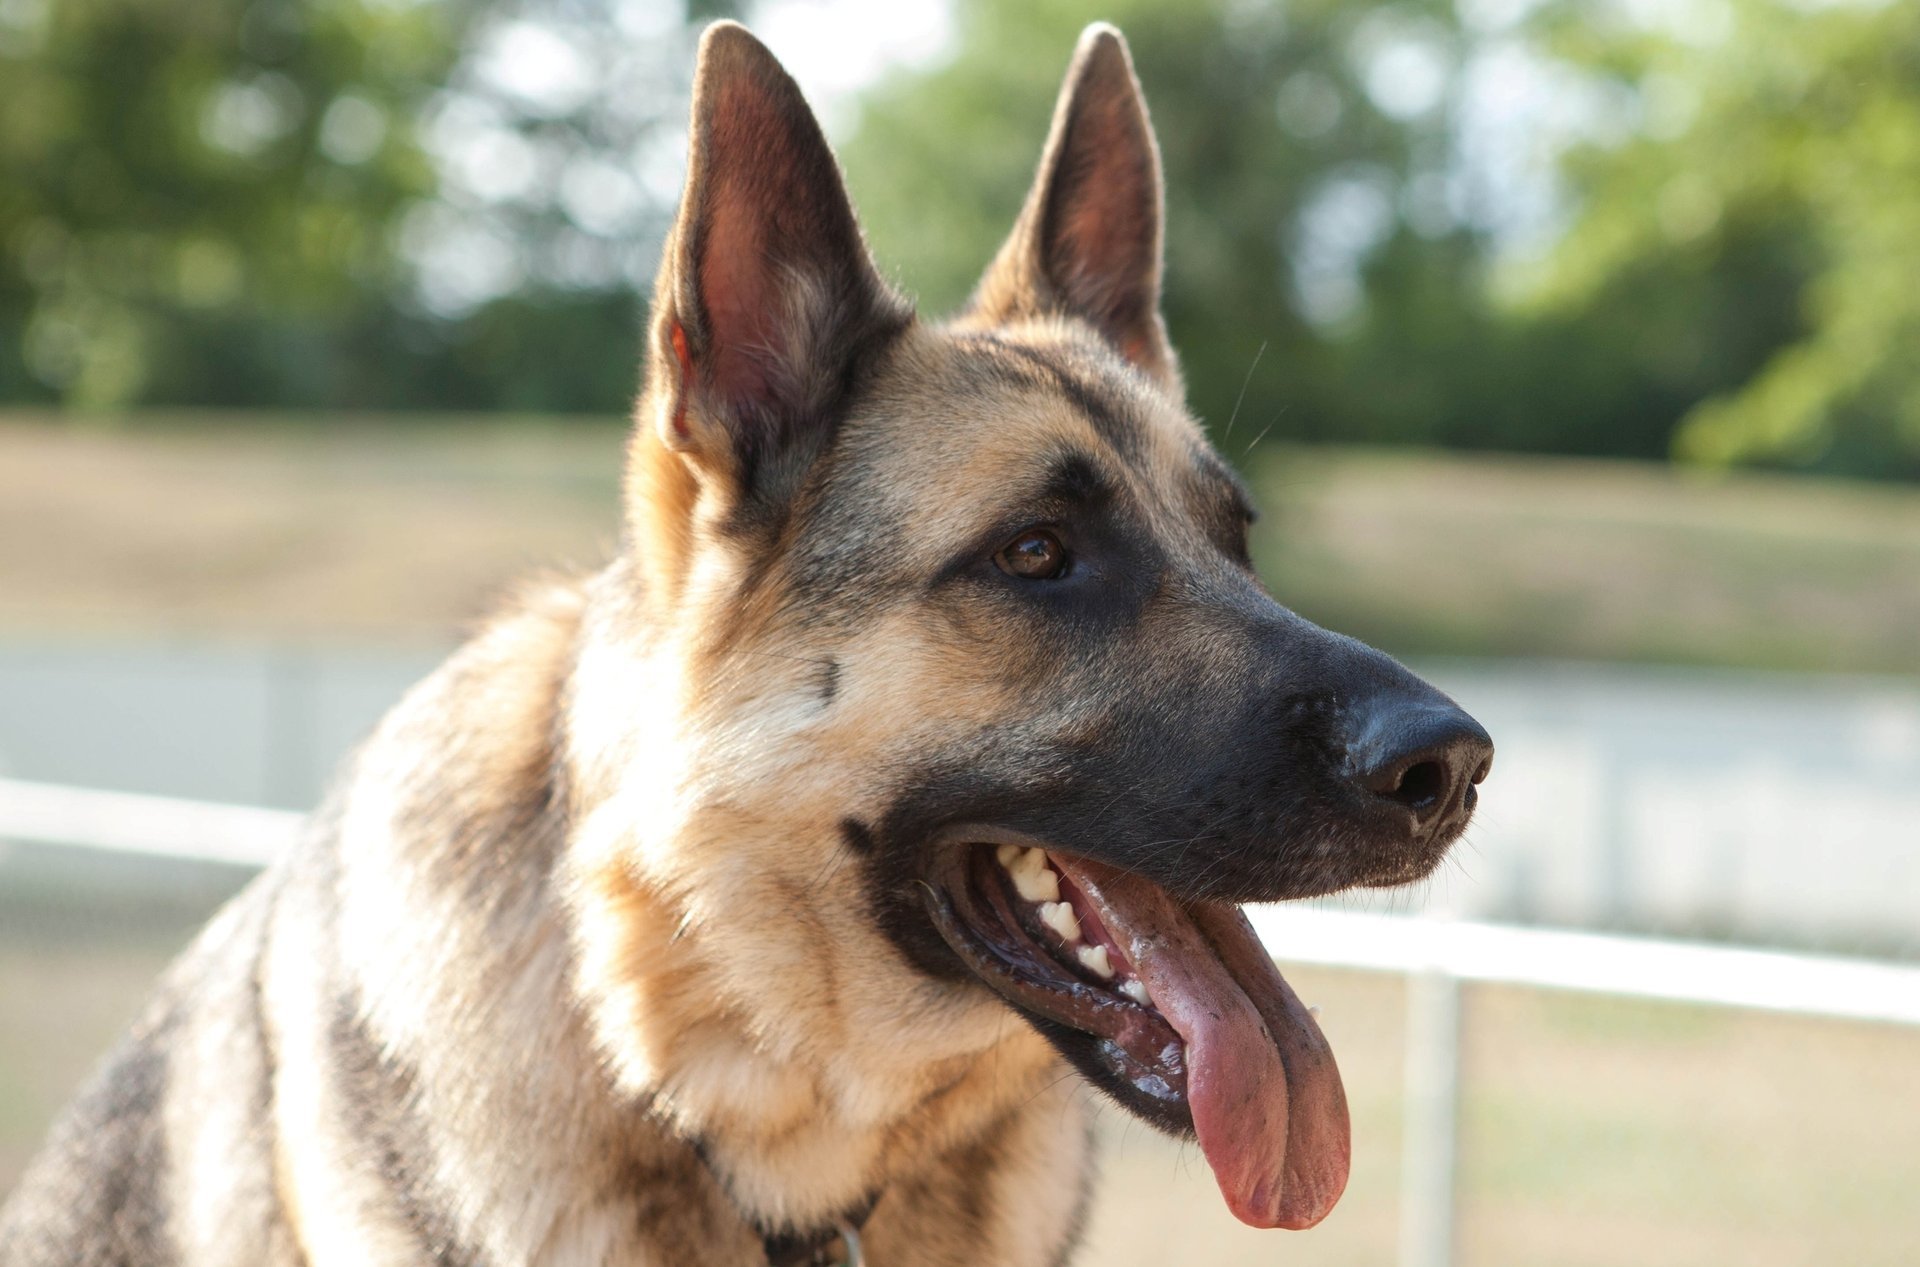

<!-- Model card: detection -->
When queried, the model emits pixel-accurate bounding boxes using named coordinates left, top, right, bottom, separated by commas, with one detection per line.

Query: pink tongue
left=1055, top=857, right=1351, bottom=1229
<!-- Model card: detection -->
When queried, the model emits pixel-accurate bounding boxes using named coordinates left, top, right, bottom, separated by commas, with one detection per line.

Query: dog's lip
left=918, top=826, right=1351, bottom=1230
left=921, top=831, right=1190, bottom=1105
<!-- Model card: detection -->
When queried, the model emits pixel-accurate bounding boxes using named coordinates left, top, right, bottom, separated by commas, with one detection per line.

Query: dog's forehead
left=836, top=326, right=1226, bottom=544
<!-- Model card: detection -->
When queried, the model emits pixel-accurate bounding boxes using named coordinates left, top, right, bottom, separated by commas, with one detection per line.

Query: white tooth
left=1077, top=944, right=1114, bottom=979
left=995, top=844, right=1021, bottom=869
left=1011, top=863, right=1060, bottom=904
left=1120, top=979, right=1152, bottom=1006
left=1039, top=901, right=1081, bottom=942
left=1309, top=1005, right=1322, bottom=1018
left=1011, top=846, right=1047, bottom=875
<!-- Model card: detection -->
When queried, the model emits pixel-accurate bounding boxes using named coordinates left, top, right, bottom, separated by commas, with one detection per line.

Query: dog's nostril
left=1387, top=759, right=1446, bottom=809
left=1346, top=699, right=1493, bottom=826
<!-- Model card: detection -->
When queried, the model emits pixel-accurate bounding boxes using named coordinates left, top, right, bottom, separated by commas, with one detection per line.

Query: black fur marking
left=779, top=472, right=915, bottom=630
left=1188, top=450, right=1259, bottom=566
left=819, top=657, right=841, bottom=704
left=1191, top=448, right=1255, bottom=515
left=839, top=817, right=878, bottom=856
left=0, top=1008, right=181, bottom=1266
left=1047, top=1115, right=1099, bottom=1267
left=715, top=309, right=915, bottom=542
left=953, top=1122, right=1002, bottom=1244
left=296, top=797, right=489, bottom=1267
left=328, top=1002, right=490, bottom=1267
left=1037, top=452, right=1114, bottom=510
left=86, top=1023, right=176, bottom=1266
left=959, top=334, right=1145, bottom=461
left=1004, top=342, right=1142, bottom=460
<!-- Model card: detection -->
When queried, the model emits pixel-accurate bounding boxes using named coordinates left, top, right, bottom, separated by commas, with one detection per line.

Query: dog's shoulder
left=349, top=569, right=595, bottom=820
left=0, top=878, right=292, bottom=1266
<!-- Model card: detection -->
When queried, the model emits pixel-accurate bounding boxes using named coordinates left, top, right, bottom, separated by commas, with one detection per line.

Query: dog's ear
left=641, top=22, right=909, bottom=495
left=970, top=24, right=1176, bottom=388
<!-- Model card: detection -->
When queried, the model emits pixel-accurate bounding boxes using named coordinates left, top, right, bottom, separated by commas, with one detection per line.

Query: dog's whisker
left=1242, top=406, right=1289, bottom=458
left=1223, top=339, right=1267, bottom=441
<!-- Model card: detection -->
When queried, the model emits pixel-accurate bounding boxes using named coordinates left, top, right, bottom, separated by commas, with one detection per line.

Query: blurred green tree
left=841, top=0, right=1920, bottom=479
left=0, top=0, right=462, bottom=407
left=1515, top=0, right=1920, bottom=478
left=839, top=0, right=1481, bottom=452
left=11, top=0, right=1917, bottom=481
left=0, top=0, right=736, bottom=413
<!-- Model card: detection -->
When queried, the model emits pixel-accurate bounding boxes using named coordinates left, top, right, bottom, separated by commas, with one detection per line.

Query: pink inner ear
left=698, top=202, right=781, bottom=412
left=1063, top=96, right=1151, bottom=253
left=1046, top=87, right=1157, bottom=361
left=691, top=71, right=823, bottom=419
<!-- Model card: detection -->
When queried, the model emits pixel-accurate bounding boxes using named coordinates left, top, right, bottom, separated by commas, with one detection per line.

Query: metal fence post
left=1399, top=967, right=1462, bottom=1267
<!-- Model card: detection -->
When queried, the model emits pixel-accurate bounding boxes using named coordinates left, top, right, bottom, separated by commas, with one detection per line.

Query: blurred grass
left=4, top=412, right=1919, bottom=674
left=0, top=411, right=626, bottom=642
left=4, top=896, right=1916, bottom=1264
left=1254, top=448, right=1920, bottom=676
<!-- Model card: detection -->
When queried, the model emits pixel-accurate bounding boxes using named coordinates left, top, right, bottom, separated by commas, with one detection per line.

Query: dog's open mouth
left=922, top=836, right=1350, bottom=1230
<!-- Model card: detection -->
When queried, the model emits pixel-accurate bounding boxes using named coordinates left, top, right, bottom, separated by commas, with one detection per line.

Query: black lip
left=919, top=830, right=1196, bottom=1131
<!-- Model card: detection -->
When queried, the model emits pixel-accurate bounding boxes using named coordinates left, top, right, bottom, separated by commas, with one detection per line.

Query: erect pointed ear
left=643, top=22, right=910, bottom=493
left=969, top=24, right=1176, bottom=388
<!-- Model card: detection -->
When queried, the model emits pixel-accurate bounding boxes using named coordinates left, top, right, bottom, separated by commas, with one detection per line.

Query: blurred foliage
left=842, top=0, right=1920, bottom=478
left=0, top=0, right=732, bottom=412
left=841, top=0, right=1473, bottom=453
left=1520, top=0, right=1920, bottom=478
left=0, top=0, right=453, bottom=407
left=5, top=0, right=1920, bottom=480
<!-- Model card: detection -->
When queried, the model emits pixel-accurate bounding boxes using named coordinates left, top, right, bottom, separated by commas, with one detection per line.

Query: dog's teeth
left=1038, top=901, right=1081, bottom=942
left=1120, top=979, right=1152, bottom=1007
left=1010, top=861, right=1060, bottom=903
left=1077, top=944, right=1114, bottom=979
left=995, top=843, right=1022, bottom=868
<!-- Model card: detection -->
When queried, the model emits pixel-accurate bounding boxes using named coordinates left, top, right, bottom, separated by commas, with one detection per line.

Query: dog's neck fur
left=312, top=572, right=1090, bottom=1264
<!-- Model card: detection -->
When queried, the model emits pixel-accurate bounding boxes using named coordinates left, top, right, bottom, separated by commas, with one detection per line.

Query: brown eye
left=994, top=529, right=1070, bottom=580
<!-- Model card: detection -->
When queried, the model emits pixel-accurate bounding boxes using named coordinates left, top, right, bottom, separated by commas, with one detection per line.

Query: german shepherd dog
left=1, top=22, right=1492, bottom=1266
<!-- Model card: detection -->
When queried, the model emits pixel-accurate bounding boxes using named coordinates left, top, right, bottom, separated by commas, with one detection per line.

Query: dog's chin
left=1361, top=851, right=1451, bottom=889
left=918, top=831, right=1355, bottom=1231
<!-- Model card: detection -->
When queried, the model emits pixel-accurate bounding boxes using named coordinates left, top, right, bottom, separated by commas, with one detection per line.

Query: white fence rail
left=1245, top=904, right=1920, bottom=1029
left=0, top=777, right=301, bottom=867
left=5, top=777, right=1919, bottom=1267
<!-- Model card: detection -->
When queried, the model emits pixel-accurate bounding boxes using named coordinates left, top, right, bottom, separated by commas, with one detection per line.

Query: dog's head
left=591, top=21, right=1490, bottom=1232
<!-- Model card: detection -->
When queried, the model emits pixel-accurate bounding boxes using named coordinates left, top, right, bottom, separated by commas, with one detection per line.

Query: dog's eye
left=994, top=529, right=1070, bottom=580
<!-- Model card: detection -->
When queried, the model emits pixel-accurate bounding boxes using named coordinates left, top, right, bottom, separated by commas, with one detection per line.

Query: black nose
left=1346, top=699, right=1493, bottom=832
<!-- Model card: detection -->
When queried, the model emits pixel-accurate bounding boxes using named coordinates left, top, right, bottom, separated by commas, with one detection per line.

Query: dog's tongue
left=1054, top=856, right=1350, bottom=1229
